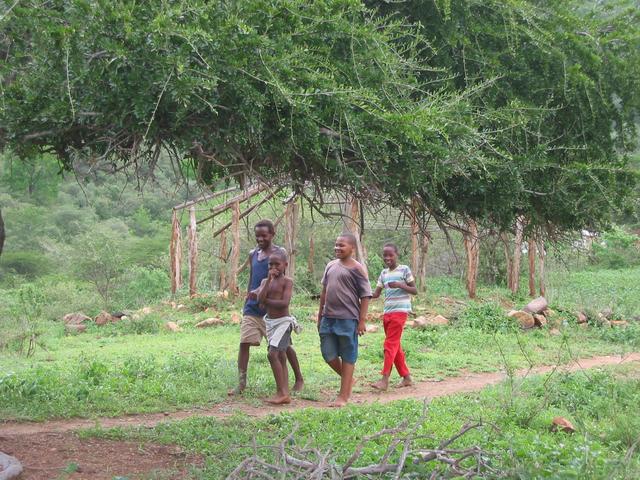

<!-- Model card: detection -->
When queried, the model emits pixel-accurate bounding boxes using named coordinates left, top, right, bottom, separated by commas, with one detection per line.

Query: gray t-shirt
left=321, top=259, right=372, bottom=320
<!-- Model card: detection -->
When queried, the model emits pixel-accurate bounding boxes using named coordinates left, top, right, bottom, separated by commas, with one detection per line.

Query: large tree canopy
left=0, top=0, right=478, bottom=215
left=370, top=0, right=640, bottom=234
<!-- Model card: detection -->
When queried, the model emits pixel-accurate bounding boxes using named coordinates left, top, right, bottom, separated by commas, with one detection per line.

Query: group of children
left=229, top=219, right=416, bottom=407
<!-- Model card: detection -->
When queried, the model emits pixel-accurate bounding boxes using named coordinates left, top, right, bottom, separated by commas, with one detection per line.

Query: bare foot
left=329, top=397, right=348, bottom=408
left=397, top=376, right=413, bottom=388
left=292, top=379, right=304, bottom=392
left=371, top=379, right=389, bottom=391
left=265, top=395, right=291, bottom=405
left=227, top=384, right=245, bottom=396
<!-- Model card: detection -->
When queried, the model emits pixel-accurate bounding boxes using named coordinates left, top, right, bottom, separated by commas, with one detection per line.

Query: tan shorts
left=240, top=315, right=266, bottom=345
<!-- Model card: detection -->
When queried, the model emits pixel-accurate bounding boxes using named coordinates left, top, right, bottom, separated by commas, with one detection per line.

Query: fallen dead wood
left=226, top=402, right=495, bottom=479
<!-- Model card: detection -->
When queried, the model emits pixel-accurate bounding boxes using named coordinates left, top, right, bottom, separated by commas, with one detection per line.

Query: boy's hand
left=247, top=289, right=259, bottom=300
left=387, top=281, right=405, bottom=289
left=357, top=320, right=366, bottom=336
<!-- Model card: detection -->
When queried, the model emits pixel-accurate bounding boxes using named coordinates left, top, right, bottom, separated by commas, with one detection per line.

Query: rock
left=0, top=451, right=23, bottom=479
left=170, top=301, right=177, bottom=309
left=576, top=312, right=588, bottom=324
left=523, top=296, right=548, bottom=314
left=578, top=322, right=588, bottom=329
left=542, top=308, right=556, bottom=318
left=63, top=312, right=91, bottom=325
left=140, top=306, right=153, bottom=315
left=230, top=313, right=241, bottom=324
left=551, top=416, right=576, bottom=433
left=599, top=307, right=613, bottom=320
left=413, top=316, right=429, bottom=328
left=165, top=321, right=182, bottom=332
left=406, top=320, right=416, bottom=328
left=195, top=318, right=224, bottom=328
left=366, top=312, right=382, bottom=322
left=216, top=290, right=229, bottom=299
left=176, top=304, right=187, bottom=311
left=549, top=328, right=561, bottom=336
left=65, top=324, right=87, bottom=334
left=427, top=315, right=449, bottom=326
left=508, top=310, right=535, bottom=329
left=95, top=311, right=118, bottom=326
left=365, top=324, right=379, bottom=333
left=610, top=320, right=629, bottom=327
left=533, top=314, right=547, bottom=327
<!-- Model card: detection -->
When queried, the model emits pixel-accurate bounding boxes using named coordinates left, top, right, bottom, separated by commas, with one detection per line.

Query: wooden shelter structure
left=169, top=185, right=431, bottom=297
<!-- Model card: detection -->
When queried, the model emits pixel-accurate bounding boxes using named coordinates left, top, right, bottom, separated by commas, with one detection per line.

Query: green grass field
left=81, top=363, right=640, bottom=479
left=1, top=267, right=639, bottom=422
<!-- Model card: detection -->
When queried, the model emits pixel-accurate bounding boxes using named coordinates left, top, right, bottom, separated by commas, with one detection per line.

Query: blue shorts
left=319, top=317, right=358, bottom=364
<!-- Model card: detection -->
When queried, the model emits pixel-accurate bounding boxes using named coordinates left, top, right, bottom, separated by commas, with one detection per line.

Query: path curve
left=1, top=353, right=638, bottom=437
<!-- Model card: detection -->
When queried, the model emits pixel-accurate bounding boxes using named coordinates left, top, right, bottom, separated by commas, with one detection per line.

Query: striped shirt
left=376, top=265, right=415, bottom=313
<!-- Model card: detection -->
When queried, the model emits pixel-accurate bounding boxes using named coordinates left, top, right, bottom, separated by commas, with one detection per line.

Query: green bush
left=0, top=251, right=52, bottom=278
left=455, top=301, right=518, bottom=333
left=591, top=227, right=640, bottom=269
left=114, top=266, right=168, bottom=309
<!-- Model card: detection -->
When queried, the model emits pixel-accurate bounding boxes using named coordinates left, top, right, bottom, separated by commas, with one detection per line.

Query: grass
left=80, top=363, right=640, bottom=479
left=1, top=267, right=639, bottom=421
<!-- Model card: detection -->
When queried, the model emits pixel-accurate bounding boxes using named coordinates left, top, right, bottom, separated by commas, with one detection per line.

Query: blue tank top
left=243, top=248, right=271, bottom=317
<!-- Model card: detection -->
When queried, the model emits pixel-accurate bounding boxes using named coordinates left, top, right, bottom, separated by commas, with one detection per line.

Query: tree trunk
left=308, top=236, right=315, bottom=276
left=342, top=197, right=368, bottom=276
left=528, top=237, right=536, bottom=297
left=510, top=216, right=525, bottom=294
left=187, top=206, right=198, bottom=297
left=228, top=201, right=241, bottom=295
left=218, top=229, right=228, bottom=292
left=417, top=233, right=430, bottom=292
left=283, top=199, right=299, bottom=281
left=500, top=232, right=513, bottom=290
left=169, top=210, right=182, bottom=295
left=0, top=208, right=5, bottom=257
left=410, top=210, right=419, bottom=276
left=537, top=239, right=546, bottom=297
left=463, top=219, right=480, bottom=299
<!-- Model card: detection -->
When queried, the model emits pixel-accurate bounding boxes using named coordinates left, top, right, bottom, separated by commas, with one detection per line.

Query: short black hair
left=383, top=242, right=398, bottom=253
left=338, top=233, right=358, bottom=248
left=254, top=219, right=275, bottom=234
left=269, top=249, right=288, bottom=262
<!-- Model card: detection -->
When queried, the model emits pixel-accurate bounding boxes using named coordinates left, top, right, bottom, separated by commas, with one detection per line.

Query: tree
left=0, top=0, right=477, bottom=216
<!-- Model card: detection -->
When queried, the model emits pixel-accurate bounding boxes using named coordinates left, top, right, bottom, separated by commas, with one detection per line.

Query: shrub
left=0, top=250, right=52, bottom=278
left=591, top=227, right=640, bottom=269
left=455, top=301, right=518, bottom=333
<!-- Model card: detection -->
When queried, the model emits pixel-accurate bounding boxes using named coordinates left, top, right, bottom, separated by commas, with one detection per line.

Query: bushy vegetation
left=84, top=364, right=640, bottom=479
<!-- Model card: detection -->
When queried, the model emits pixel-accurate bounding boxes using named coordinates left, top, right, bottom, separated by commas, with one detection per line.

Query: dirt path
left=2, top=352, right=639, bottom=437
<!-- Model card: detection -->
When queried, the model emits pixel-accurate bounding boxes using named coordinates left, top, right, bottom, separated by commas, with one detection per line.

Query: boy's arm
left=317, top=285, right=327, bottom=330
left=263, top=278, right=293, bottom=309
left=358, top=296, right=370, bottom=335
left=371, top=286, right=383, bottom=299
left=244, top=251, right=254, bottom=298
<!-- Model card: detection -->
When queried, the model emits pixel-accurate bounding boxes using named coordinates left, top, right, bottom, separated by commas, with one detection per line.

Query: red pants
left=381, top=312, right=410, bottom=377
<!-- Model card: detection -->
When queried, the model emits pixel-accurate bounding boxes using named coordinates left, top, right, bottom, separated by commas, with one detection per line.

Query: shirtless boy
left=251, top=250, right=299, bottom=404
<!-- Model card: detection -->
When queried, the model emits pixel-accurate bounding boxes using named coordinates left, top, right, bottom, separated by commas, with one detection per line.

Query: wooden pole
left=187, top=206, right=198, bottom=297
left=528, top=237, right=536, bottom=297
left=169, top=210, right=182, bottom=294
left=228, top=201, right=241, bottom=295
left=211, top=188, right=280, bottom=237
left=173, top=186, right=238, bottom=211
left=218, top=229, right=228, bottom=292
left=283, top=199, right=299, bottom=281
left=417, top=233, right=430, bottom=292
left=410, top=209, right=419, bottom=276
left=463, top=219, right=480, bottom=299
left=308, top=235, right=315, bottom=276
left=342, top=197, right=367, bottom=275
left=537, top=238, right=546, bottom=297
left=510, top=216, right=525, bottom=294
left=196, top=183, right=271, bottom=225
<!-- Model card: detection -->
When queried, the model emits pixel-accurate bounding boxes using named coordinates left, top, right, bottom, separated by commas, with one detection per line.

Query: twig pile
left=226, top=404, right=496, bottom=479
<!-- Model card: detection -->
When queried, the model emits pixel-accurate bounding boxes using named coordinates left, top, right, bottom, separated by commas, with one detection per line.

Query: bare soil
left=1, top=352, right=638, bottom=479
left=0, top=432, right=202, bottom=480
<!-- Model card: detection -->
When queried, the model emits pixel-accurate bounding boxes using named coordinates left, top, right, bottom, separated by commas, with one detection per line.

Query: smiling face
left=268, top=254, right=287, bottom=277
left=254, top=225, right=274, bottom=250
left=334, top=236, right=355, bottom=259
left=382, top=245, right=398, bottom=269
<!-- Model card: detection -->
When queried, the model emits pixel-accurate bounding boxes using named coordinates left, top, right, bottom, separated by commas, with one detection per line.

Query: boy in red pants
left=371, top=243, right=417, bottom=391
